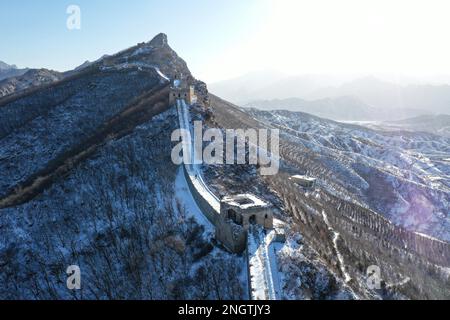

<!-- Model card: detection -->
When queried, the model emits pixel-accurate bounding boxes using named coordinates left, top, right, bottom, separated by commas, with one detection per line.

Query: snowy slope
left=0, top=108, right=246, bottom=299
left=246, top=108, right=450, bottom=241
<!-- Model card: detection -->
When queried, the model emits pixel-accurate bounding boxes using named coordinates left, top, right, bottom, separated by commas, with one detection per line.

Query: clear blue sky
left=2, top=1, right=450, bottom=83
left=0, top=0, right=267, bottom=82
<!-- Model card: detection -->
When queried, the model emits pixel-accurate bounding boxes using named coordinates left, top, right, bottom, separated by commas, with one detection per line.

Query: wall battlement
left=169, top=74, right=197, bottom=105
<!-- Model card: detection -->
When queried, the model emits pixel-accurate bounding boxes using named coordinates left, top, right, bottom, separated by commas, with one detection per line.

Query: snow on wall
left=176, top=99, right=221, bottom=225
left=247, top=227, right=282, bottom=300
left=175, top=99, right=284, bottom=300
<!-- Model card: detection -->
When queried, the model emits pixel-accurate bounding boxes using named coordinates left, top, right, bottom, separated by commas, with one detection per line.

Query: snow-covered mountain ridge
left=245, top=108, right=450, bottom=241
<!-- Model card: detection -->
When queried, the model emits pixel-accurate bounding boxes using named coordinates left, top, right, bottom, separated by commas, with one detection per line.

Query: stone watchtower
left=169, top=74, right=197, bottom=105
left=215, top=194, right=274, bottom=253
left=220, top=194, right=274, bottom=229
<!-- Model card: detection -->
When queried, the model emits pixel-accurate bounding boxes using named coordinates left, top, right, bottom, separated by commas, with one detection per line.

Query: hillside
left=0, top=68, right=63, bottom=98
left=0, top=61, right=29, bottom=81
left=311, top=76, right=450, bottom=115
left=244, top=96, right=379, bottom=121
left=244, top=108, right=450, bottom=241
left=208, top=95, right=449, bottom=299
left=381, top=114, right=450, bottom=137
left=0, top=33, right=448, bottom=300
left=0, top=34, right=245, bottom=299
left=210, top=72, right=450, bottom=120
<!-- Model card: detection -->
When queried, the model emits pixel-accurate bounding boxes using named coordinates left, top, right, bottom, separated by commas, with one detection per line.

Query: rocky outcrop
left=96, top=33, right=191, bottom=81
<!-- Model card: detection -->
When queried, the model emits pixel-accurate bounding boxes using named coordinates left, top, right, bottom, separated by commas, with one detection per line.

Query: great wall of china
left=171, top=72, right=449, bottom=298
left=175, top=97, right=283, bottom=300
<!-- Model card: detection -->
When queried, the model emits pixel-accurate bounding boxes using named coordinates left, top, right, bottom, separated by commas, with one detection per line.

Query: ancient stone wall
left=216, top=219, right=247, bottom=253
left=182, top=165, right=220, bottom=225
left=182, top=165, right=249, bottom=253
left=220, top=200, right=274, bottom=230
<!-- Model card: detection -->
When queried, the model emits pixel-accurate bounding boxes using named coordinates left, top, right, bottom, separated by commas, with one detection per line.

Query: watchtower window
left=228, top=209, right=236, bottom=221
left=249, top=215, right=256, bottom=225
left=227, top=209, right=242, bottom=225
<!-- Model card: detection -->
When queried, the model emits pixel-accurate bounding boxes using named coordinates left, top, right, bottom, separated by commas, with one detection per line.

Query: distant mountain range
left=0, top=61, right=29, bottom=81
left=0, top=60, right=65, bottom=98
left=311, top=76, right=450, bottom=116
left=243, top=96, right=405, bottom=121
left=209, top=72, right=341, bottom=105
left=0, top=68, right=63, bottom=98
left=210, top=72, right=450, bottom=120
left=366, top=114, right=450, bottom=137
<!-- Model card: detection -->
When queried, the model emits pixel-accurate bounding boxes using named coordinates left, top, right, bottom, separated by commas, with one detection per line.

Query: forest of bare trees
left=0, top=109, right=246, bottom=299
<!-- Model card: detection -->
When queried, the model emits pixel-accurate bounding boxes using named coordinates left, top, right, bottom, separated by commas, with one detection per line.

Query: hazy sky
left=1, top=0, right=450, bottom=83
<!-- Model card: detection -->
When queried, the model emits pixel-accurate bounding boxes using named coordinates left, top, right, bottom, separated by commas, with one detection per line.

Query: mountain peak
left=148, top=33, right=168, bottom=47
left=0, top=60, right=17, bottom=70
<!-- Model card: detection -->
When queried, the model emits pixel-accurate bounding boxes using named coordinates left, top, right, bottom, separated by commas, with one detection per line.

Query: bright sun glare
left=201, top=0, right=450, bottom=82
